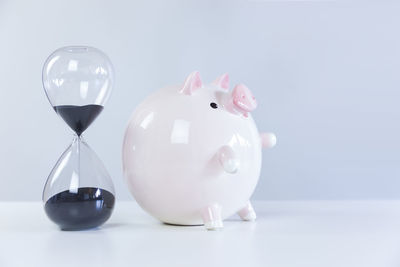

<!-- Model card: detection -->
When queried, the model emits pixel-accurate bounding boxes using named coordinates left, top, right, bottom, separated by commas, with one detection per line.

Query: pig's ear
left=180, top=71, right=202, bottom=95
left=213, top=73, right=229, bottom=90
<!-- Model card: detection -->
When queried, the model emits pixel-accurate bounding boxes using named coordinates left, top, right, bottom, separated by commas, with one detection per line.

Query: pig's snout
left=232, top=84, right=257, bottom=117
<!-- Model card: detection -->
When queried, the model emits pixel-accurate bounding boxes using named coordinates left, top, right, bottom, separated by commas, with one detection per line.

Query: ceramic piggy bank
left=122, top=71, right=276, bottom=230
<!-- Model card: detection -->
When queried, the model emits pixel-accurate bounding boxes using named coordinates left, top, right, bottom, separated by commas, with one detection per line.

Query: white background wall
left=0, top=0, right=399, bottom=201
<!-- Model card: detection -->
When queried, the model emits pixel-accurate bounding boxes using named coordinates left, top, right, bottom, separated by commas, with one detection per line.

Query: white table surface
left=0, top=200, right=399, bottom=267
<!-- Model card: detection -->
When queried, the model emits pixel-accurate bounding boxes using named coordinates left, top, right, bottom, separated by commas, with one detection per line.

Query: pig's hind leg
left=237, top=201, right=256, bottom=221
left=201, top=203, right=223, bottom=230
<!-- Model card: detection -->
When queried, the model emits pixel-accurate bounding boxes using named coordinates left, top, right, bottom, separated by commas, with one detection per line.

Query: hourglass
left=42, top=46, right=115, bottom=230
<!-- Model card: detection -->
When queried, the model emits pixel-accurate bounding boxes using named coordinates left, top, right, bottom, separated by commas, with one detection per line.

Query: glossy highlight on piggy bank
left=122, top=72, right=276, bottom=230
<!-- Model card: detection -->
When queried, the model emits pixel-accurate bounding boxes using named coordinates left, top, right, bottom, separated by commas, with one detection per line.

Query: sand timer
left=42, top=46, right=115, bottom=230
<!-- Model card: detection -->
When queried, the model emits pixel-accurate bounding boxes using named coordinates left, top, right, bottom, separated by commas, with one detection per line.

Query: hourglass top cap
left=42, top=46, right=114, bottom=107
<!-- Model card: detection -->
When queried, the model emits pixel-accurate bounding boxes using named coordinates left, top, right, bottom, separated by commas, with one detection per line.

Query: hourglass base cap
left=44, top=187, right=115, bottom=231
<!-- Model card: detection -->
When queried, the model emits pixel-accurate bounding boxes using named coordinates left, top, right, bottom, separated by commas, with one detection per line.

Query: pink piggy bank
left=122, top=72, right=276, bottom=230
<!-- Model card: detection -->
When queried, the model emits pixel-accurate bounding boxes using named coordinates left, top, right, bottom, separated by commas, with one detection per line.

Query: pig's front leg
left=201, top=203, right=223, bottom=230
left=237, top=201, right=256, bottom=221
left=260, top=132, right=277, bottom=149
left=217, top=145, right=239, bottom=174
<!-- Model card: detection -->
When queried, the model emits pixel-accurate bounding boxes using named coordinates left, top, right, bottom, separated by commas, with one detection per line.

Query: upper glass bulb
left=42, top=46, right=114, bottom=135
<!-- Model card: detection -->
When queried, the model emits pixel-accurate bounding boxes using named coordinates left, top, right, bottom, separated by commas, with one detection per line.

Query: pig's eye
left=210, top=102, right=218, bottom=109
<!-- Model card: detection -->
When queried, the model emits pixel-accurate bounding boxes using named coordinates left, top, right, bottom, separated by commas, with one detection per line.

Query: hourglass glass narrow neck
left=72, top=134, right=85, bottom=142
